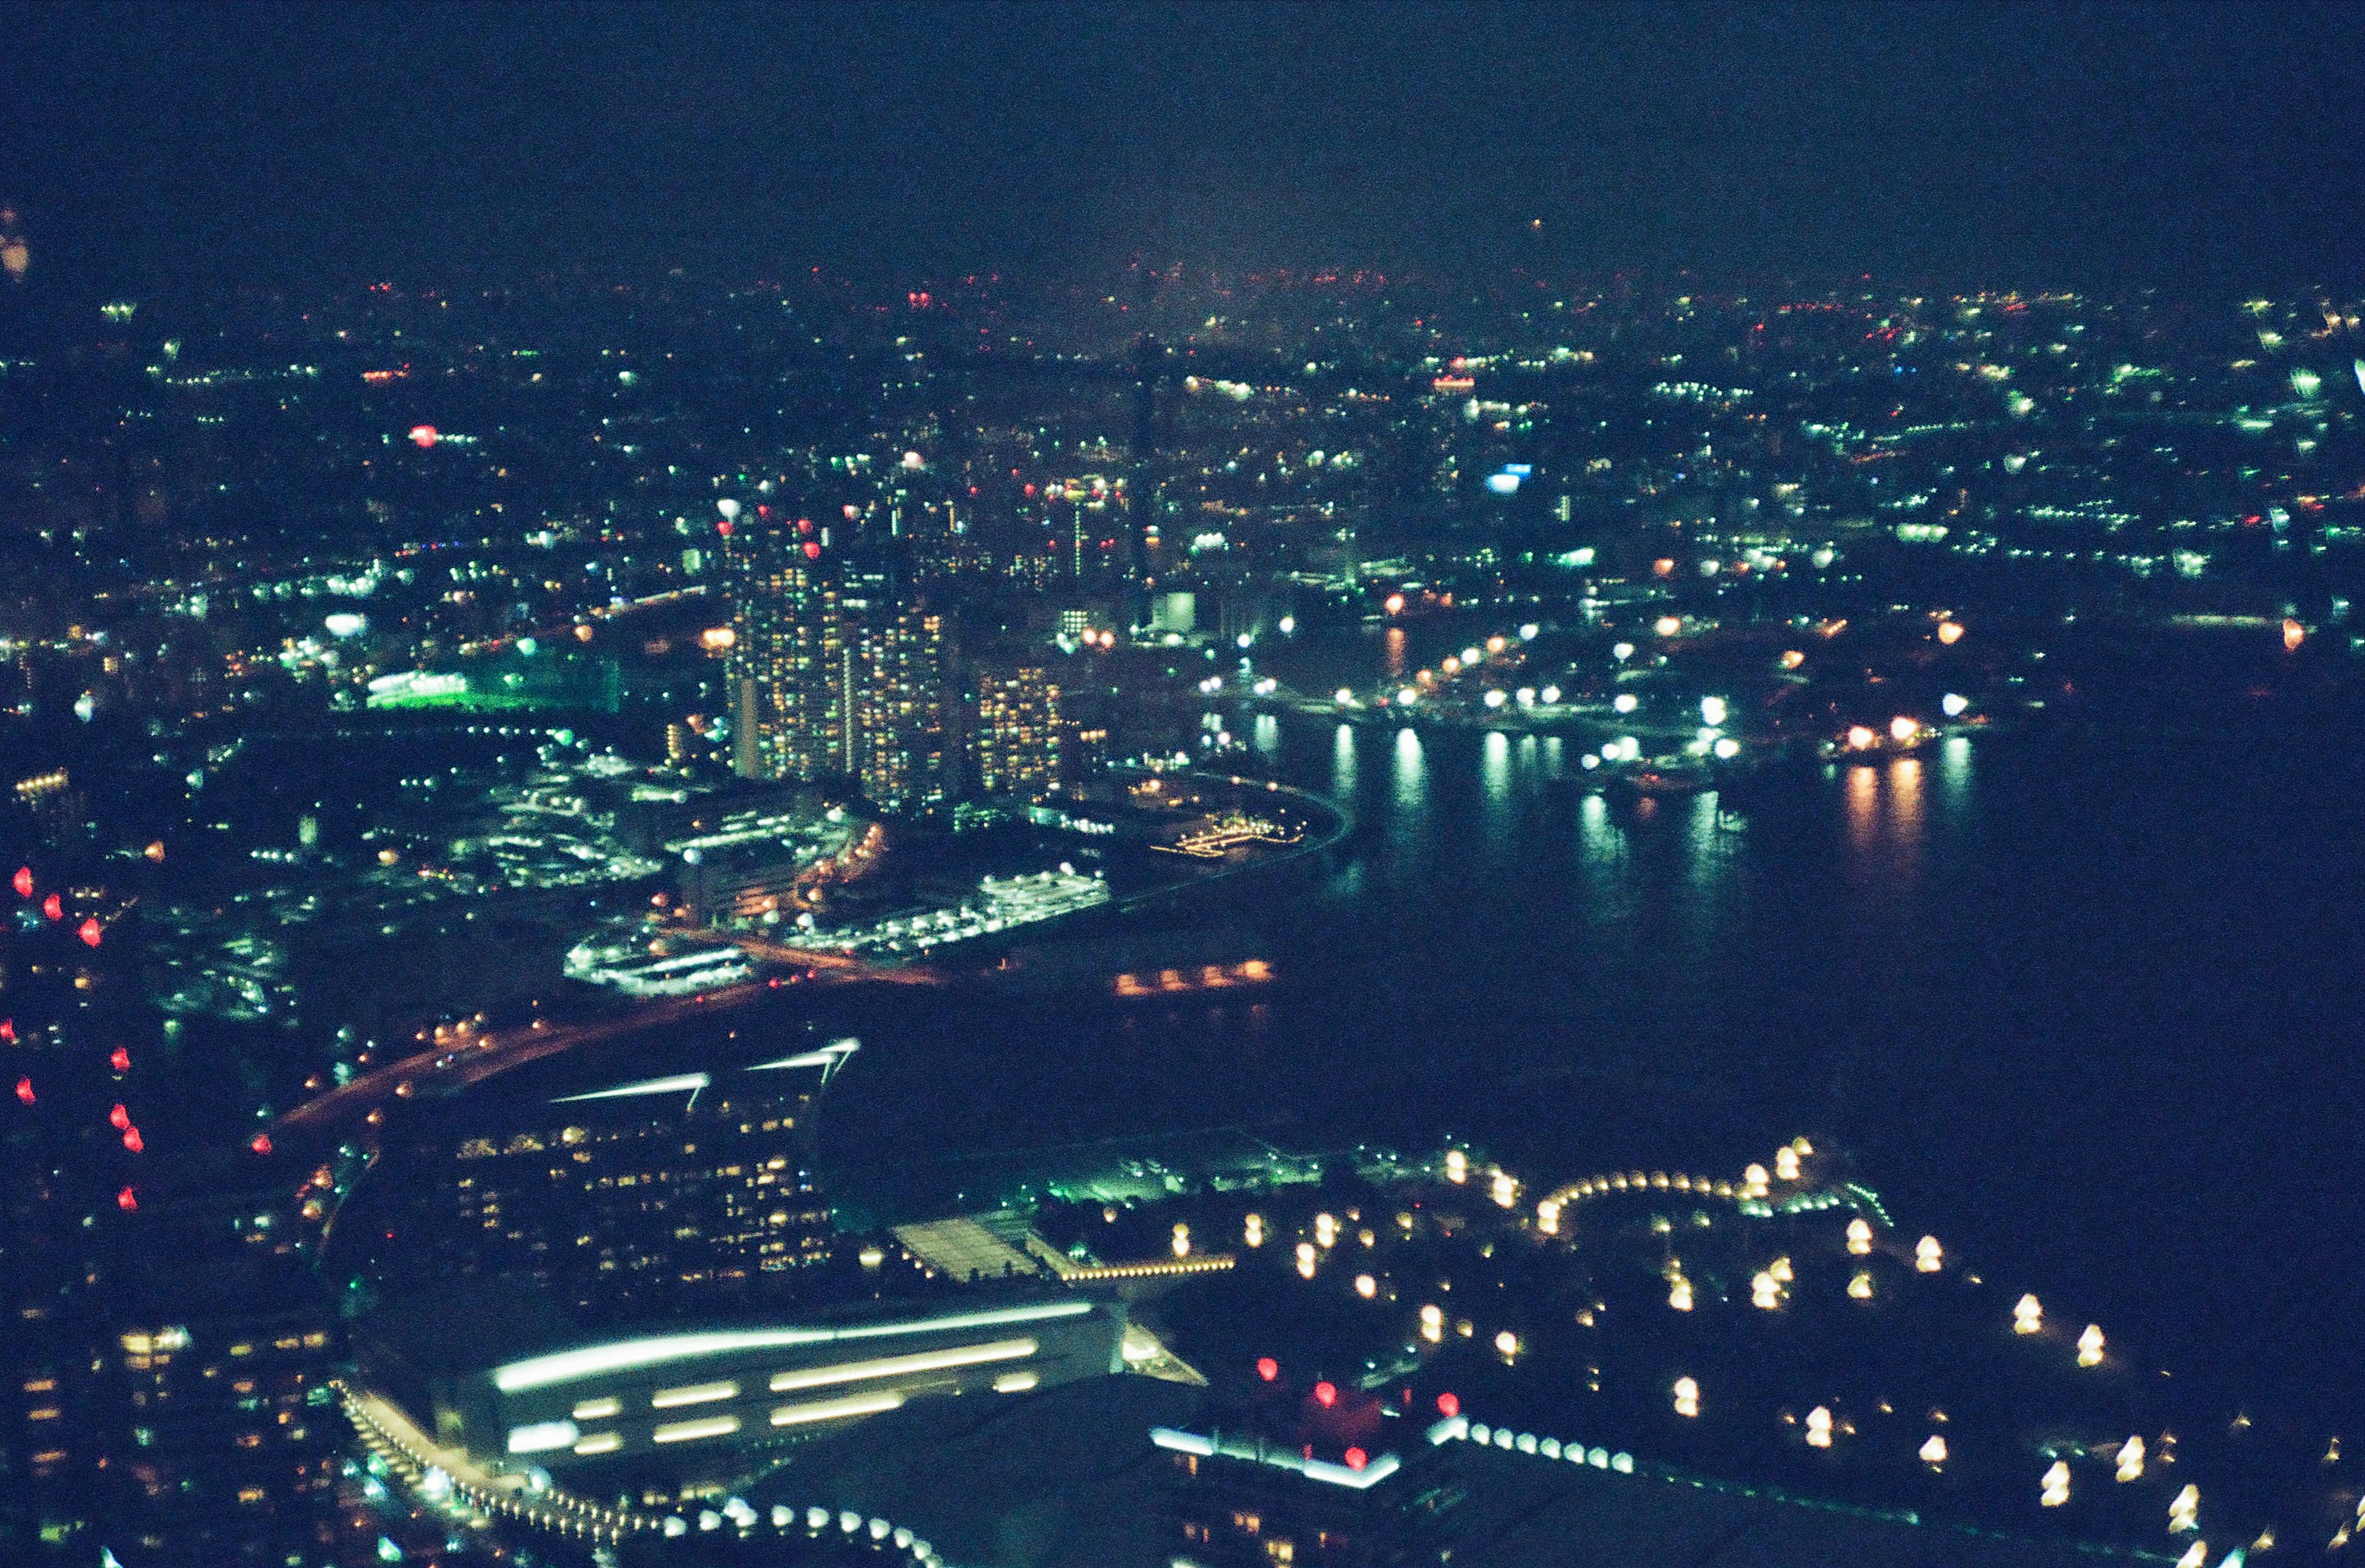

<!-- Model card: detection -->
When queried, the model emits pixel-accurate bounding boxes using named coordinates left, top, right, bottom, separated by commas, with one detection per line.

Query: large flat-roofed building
left=431, top=1296, right=1125, bottom=1479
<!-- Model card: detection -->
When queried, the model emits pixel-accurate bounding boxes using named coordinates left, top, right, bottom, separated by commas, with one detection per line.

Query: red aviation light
left=715, top=519, right=733, bottom=537
left=1312, top=1381, right=1338, bottom=1408
left=1344, top=1447, right=1368, bottom=1471
left=1256, top=1357, right=1279, bottom=1382
left=109, top=1102, right=130, bottom=1130
left=1436, top=1391, right=1460, bottom=1417
left=109, top=1047, right=129, bottom=1073
left=122, top=1126, right=144, bottom=1153
left=408, top=424, right=440, bottom=449
left=802, top=541, right=822, bottom=560
left=0, top=1018, right=14, bottom=1043
left=12, top=865, right=32, bottom=898
left=79, top=917, right=103, bottom=948
left=116, top=1186, right=137, bottom=1211
left=14, top=1077, right=33, bottom=1105
left=42, top=892, right=62, bottom=921
left=251, top=1133, right=273, bottom=1157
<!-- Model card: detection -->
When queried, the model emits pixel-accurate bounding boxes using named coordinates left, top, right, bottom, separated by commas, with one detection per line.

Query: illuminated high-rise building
left=850, top=603, right=951, bottom=813
left=1, top=839, right=339, bottom=1566
left=724, top=518, right=956, bottom=810
left=2, top=848, right=143, bottom=1559
left=724, top=518, right=844, bottom=782
left=972, top=666, right=1063, bottom=800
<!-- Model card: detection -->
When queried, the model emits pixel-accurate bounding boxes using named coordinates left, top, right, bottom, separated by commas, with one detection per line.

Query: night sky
left=2, top=1, right=2361, bottom=293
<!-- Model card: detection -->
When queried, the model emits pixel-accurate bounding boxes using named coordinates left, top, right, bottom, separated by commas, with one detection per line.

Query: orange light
left=143, top=841, right=165, bottom=862
left=573, top=624, right=594, bottom=642
left=2284, top=616, right=2306, bottom=653
left=1780, top=650, right=1806, bottom=670
left=1385, top=593, right=1405, bottom=615
left=1653, top=558, right=1676, bottom=577
left=1889, top=716, right=1918, bottom=744
left=699, top=626, right=736, bottom=651
left=1846, top=725, right=1877, bottom=750
left=1936, top=621, right=1965, bottom=645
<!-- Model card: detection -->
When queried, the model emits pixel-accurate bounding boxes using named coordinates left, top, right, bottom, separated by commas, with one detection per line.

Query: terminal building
left=435, top=1296, right=1123, bottom=1482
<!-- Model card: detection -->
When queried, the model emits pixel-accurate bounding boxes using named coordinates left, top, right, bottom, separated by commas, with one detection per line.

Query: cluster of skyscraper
left=719, top=517, right=1061, bottom=812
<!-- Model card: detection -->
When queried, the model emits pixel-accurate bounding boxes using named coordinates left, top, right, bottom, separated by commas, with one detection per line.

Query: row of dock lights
left=1457, top=1400, right=2251, bottom=1568
left=341, top=1381, right=948, bottom=1564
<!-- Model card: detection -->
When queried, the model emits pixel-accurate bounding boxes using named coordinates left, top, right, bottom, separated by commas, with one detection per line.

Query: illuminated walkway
left=340, top=1380, right=952, bottom=1564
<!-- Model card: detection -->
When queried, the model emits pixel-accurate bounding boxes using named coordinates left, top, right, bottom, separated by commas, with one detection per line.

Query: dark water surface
left=825, top=710, right=2365, bottom=1428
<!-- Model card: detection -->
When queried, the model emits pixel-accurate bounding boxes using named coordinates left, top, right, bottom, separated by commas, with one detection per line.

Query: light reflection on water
left=1331, top=723, right=1357, bottom=801
left=1481, top=732, right=1513, bottom=836
left=1938, top=735, right=1973, bottom=822
left=1890, top=758, right=1925, bottom=868
left=1388, top=725, right=1427, bottom=867
left=1845, top=762, right=1880, bottom=857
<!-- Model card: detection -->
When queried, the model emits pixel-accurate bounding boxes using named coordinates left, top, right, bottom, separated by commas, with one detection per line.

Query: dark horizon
left=4, top=0, right=2362, bottom=298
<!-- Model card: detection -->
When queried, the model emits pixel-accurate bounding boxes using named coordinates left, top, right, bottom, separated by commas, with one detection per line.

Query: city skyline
left=6, top=7, right=2365, bottom=1566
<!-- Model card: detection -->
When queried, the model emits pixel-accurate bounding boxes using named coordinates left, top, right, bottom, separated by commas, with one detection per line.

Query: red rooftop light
left=1312, top=1381, right=1337, bottom=1408
left=1436, top=1391, right=1460, bottom=1418
left=1344, top=1447, right=1368, bottom=1471
left=0, top=1019, right=14, bottom=1043
left=109, top=1047, right=129, bottom=1073
left=116, top=1186, right=137, bottom=1211
left=12, top=865, right=31, bottom=898
left=42, top=892, right=62, bottom=921
left=109, top=1102, right=130, bottom=1130
left=79, top=917, right=103, bottom=948
left=15, top=1077, right=33, bottom=1105
left=1256, top=1357, right=1279, bottom=1382
left=122, top=1126, right=143, bottom=1154
left=408, top=424, right=440, bottom=449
